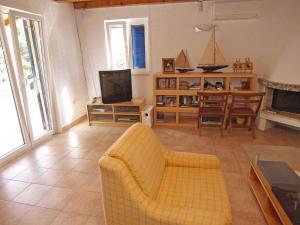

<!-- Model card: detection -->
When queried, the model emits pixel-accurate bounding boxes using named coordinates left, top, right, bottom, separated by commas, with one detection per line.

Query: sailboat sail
left=175, top=50, right=194, bottom=73
left=215, top=43, right=227, bottom=65
left=176, top=50, right=190, bottom=68
left=199, top=34, right=215, bottom=65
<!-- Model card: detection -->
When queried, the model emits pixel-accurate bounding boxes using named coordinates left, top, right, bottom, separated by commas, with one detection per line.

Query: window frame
left=105, top=18, right=150, bottom=75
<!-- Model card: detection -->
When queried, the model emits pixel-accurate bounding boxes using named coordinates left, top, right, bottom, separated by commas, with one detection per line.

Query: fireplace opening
left=272, top=89, right=300, bottom=114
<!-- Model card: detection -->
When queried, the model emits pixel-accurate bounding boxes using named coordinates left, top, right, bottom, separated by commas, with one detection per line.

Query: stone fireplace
left=258, top=78, right=300, bottom=130
left=272, top=89, right=300, bottom=114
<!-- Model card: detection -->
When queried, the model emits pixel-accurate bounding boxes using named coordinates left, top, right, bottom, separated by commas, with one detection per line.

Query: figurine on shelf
left=233, top=57, right=253, bottom=73
left=245, top=57, right=253, bottom=72
left=215, top=82, right=224, bottom=91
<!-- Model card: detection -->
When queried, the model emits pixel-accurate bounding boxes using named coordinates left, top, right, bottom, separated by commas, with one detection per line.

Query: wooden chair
left=226, top=92, right=265, bottom=138
left=197, top=92, right=230, bottom=136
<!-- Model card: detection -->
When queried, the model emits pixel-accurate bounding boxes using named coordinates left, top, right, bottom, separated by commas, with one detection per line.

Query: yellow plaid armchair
left=99, top=123, right=232, bottom=225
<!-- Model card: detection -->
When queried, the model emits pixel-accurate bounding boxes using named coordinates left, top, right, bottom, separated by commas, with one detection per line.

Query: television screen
left=99, top=69, right=132, bottom=104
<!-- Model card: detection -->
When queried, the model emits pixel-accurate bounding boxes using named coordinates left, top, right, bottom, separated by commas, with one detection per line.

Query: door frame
left=8, top=10, right=54, bottom=143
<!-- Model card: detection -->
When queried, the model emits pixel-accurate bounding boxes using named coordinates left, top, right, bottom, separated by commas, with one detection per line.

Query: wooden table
left=249, top=162, right=295, bottom=225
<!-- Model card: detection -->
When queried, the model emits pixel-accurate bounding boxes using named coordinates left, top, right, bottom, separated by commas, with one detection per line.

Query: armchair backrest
left=104, top=123, right=166, bottom=198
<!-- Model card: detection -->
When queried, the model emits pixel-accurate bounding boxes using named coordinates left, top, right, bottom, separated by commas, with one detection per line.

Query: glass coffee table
left=244, top=145, right=300, bottom=225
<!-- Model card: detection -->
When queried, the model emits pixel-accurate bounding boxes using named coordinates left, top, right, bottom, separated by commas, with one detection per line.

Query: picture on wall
left=162, top=58, right=175, bottom=74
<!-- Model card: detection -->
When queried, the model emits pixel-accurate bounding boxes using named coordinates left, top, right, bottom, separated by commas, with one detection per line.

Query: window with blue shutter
left=105, top=18, right=149, bottom=73
left=131, top=25, right=146, bottom=69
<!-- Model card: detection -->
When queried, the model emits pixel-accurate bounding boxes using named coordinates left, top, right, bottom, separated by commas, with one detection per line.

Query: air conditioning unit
left=213, top=0, right=262, bottom=21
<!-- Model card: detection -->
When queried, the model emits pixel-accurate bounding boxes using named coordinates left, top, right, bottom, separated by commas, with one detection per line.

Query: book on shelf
left=180, top=96, right=199, bottom=107
left=157, top=96, right=176, bottom=107
left=179, top=81, right=201, bottom=90
left=158, top=78, right=176, bottom=89
left=190, top=82, right=201, bottom=89
left=92, top=108, right=106, bottom=112
left=189, top=87, right=201, bottom=90
left=179, top=81, right=189, bottom=90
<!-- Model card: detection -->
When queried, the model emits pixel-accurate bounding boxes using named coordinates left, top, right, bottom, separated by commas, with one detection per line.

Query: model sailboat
left=175, top=50, right=194, bottom=73
left=197, top=28, right=228, bottom=73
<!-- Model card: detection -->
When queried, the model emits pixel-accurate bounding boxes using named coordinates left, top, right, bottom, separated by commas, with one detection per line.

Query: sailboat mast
left=185, top=50, right=187, bottom=68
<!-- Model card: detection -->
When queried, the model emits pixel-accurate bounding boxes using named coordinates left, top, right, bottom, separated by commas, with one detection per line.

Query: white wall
left=75, top=0, right=300, bottom=104
left=0, top=0, right=88, bottom=130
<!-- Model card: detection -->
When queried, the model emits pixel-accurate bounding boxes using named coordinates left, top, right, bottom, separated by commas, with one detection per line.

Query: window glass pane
left=108, top=23, right=127, bottom=69
left=16, top=17, right=52, bottom=139
left=0, top=37, right=24, bottom=156
left=131, top=25, right=146, bottom=69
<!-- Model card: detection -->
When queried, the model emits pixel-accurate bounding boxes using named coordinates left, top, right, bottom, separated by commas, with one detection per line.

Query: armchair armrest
left=163, top=147, right=220, bottom=169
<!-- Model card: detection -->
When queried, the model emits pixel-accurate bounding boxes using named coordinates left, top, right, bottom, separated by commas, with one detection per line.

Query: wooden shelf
left=154, top=90, right=178, bottom=95
left=203, top=90, right=228, bottom=93
left=155, top=119, right=178, bottom=126
left=179, top=117, right=198, bottom=125
left=153, top=72, right=257, bottom=126
left=178, top=90, right=200, bottom=95
left=156, top=88, right=177, bottom=91
left=230, top=90, right=256, bottom=93
left=89, top=120, right=114, bottom=124
left=89, top=112, right=113, bottom=115
left=155, top=107, right=177, bottom=112
left=178, top=107, right=198, bottom=113
left=114, top=121, right=138, bottom=125
left=114, top=112, right=140, bottom=116
left=87, top=98, right=145, bottom=126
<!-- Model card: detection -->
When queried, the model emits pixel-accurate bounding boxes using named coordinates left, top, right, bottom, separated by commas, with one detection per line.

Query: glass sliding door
left=0, top=22, right=25, bottom=157
left=0, top=10, right=53, bottom=161
left=10, top=12, right=52, bottom=140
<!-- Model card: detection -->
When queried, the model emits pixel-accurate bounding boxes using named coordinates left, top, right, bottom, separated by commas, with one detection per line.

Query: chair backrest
left=197, top=91, right=230, bottom=113
left=229, top=92, right=265, bottom=116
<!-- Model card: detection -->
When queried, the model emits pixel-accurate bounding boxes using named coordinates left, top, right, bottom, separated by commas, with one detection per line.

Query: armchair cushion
left=105, top=123, right=165, bottom=198
left=156, top=166, right=232, bottom=223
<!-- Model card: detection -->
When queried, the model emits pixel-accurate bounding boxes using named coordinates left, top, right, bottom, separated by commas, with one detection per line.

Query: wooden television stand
left=87, top=98, right=145, bottom=126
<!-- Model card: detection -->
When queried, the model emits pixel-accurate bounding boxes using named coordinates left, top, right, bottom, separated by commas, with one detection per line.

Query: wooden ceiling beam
left=71, top=0, right=198, bottom=9
left=54, top=0, right=91, bottom=2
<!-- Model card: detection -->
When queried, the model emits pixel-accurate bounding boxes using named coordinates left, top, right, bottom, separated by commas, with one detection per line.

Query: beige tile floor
left=0, top=121, right=300, bottom=225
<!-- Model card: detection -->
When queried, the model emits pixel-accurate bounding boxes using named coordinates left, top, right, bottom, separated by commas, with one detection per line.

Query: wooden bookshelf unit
left=87, top=98, right=145, bottom=126
left=153, top=72, right=257, bottom=126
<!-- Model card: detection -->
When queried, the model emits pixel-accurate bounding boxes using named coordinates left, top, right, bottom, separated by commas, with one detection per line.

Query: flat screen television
left=99, top=69, right=132, bottom=104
